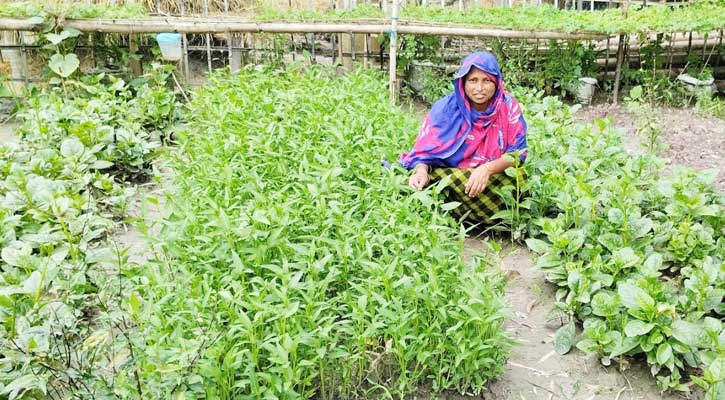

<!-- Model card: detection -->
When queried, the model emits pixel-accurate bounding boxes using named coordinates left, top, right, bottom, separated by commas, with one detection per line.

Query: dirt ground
left=574, top=103, right=725, bottom=190
left=460, top=240, right=688, bottom=400
left=0, top=122, right=18, bottom=144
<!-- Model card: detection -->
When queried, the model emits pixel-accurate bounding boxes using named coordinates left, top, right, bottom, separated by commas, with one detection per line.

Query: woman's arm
left=409, top=163, right=430, bottom=190
left=464, top=156, right=514, bottom=197
left=482, top=156, right=514, bottom=174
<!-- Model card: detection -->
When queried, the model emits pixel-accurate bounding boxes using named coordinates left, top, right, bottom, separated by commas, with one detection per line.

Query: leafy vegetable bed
left=520, top=93, right=725, bottom=398
left=117, top=66, right=512, bottom=399
left=255, top=3, right=725, bottom=34
left=2, top=1, right=723, bottom=35
left=0, top=67, right=178, bottom=399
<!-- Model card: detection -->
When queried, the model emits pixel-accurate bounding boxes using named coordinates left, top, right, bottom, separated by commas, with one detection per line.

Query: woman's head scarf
left=400, top=51, right=526, bottom=169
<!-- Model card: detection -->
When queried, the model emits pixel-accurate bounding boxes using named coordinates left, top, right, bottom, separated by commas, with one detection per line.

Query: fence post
left=389, top=0, right=399, bottom=103
left=613, top=33, right=626, bottom=104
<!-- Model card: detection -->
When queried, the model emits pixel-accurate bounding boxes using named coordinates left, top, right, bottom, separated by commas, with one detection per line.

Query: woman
left=400, top=51, right=528, bottom=223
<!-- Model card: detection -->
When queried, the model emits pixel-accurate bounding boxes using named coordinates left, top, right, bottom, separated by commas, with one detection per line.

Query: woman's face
left=464, top=67, right=496, bottom=111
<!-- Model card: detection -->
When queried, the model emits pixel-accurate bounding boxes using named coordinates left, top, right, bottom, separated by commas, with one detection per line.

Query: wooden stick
left=14, top=19, right=605, bottom=40
left=613, top=33, right=626, bottom=104
left=667, top=32, right=674, bottom=74
left=129, top=34, right=142, bottom=75
left=332, top=31, right=337, bottom=64
left=364, top=32, right=369, bottom=67
left=338, top=33, right=343, bottom=64
left=389, top=0, right=399, bottom=103
left=204, top=0, right=212, bottom=74
left=604, top=35, right=610, bottom=72
left=180, top=0, right=190, bottom=82
left=351, top=32, right=356, bottom=61
left=718, top=29, right=724, bottom=68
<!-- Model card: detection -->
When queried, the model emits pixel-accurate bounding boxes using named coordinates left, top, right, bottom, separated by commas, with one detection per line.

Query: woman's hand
left=409, top=165, right=430, bottom=190
left=465, top=164, right=492, bottom=197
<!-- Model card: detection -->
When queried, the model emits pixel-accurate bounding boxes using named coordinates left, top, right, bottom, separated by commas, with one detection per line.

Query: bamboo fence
left=0, top=0, right=721, bottom=101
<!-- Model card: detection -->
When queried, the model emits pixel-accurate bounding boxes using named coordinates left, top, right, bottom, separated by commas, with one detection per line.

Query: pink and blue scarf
left=401, top=51, right=527, bottom=169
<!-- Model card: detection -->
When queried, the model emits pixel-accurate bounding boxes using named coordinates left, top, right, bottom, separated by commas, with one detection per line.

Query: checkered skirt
left=428, top=167, right=519, bottom=224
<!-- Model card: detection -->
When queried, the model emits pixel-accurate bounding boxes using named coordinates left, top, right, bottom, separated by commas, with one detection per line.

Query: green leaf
left=703, top=317, right=722, bottom=334
left=0, top=374, right=39, bottom=400
left=707, top=357, right=725, bottom=382
left=656, top=343, right=673, bottom=365
left=612, top=247, right=639, bottom=268
left=440, top=201, right=461, bottom=211
left=591, top=292, right=619, bottom=317
left=525, top=238, right=551, bottom=254
left=607, top=207, right=624, bottom=224
left=576, top=338, right=599, bottom=354
left=21, top=271, right=42, bottom=296
left=60, top=137, right=85, bottom=158
left=46, top=31, right=69, bottom=45
left=597, top=233, right=623, bottom=251
left=629, top=217, right=653, bottom=238
left=618, top=282, right=654, bottom=311
left=129, top=292, right=140, bottom=316
left=672, top=320, right=710, bottom=348
left=252, top=210, right=270, bottom=225
left=90, top=160, right=114, bottom=169
left=642, top=253, right=664, bottom=277
left=48, top=53, right=80, bottom=78
left=566, top=229, right=585, bottom=252
left=1, top=246, right=28, bottom=267
left=624, top=319, right=654, bottom=337
left=554, top=322, right=576, bottom=355
left=609, top=335, right=640, bottom=357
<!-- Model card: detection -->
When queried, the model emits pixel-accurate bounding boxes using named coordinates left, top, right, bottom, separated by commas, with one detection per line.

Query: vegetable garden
left=0, top=0, right=724, bottom=399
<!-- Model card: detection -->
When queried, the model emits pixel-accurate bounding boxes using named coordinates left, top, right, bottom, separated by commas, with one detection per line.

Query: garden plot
left=0, top=66, right=180, bottom=399
left=1, top=60, right=722, bottom=399
left=575, top=103, right=725, bottom=191
left=123, top=66, right=511, bottom=399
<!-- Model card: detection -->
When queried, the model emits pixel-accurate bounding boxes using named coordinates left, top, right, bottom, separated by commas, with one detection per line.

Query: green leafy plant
left=521, top=93, right=724, bottom=396
left=0, top=39, right=179, bottom=397
left=123, top=65, right=512, bottom=399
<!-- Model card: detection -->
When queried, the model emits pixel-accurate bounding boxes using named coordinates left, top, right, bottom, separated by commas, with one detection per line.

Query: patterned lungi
left=428, top=167, right=520, bottom=224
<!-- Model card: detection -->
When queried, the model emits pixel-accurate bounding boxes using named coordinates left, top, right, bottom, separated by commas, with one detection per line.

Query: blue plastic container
left=156, top=33, right=182, bottom=61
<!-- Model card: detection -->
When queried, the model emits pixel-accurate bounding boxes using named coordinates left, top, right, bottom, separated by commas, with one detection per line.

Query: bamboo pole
left=127, top=0, right=141, bottom=76
left=718, top=29, right=723, bottom=68
left=702, top=32, right=707, bottom=62
left=338, top=33, right=343, bottom=64
left=389, top=0, right=399, bottom=103
left=613, top=33, right=626, bottom=104
left=311, top=33, right=316, bottom=62
left=5, top=19, right=606, bottom=40
left=204, top=0, right=212, bottom=74
left=1, top=31, right=24, bottom=94
left=332, top=31, right=337, bottom=64
left=667, top=33, right=674, bottom=74
left=180, top=0, right=190, bottom=81
left=129, top=34, right=142, bottom=75
left=351, top=31, right=356, bottom=62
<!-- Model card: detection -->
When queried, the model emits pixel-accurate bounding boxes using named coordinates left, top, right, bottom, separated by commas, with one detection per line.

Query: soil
left=573, top=103, right=725, bottom=190
left=0, top=121, right=18, bottom=145
left=468, top=240, right=688, bottom=400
